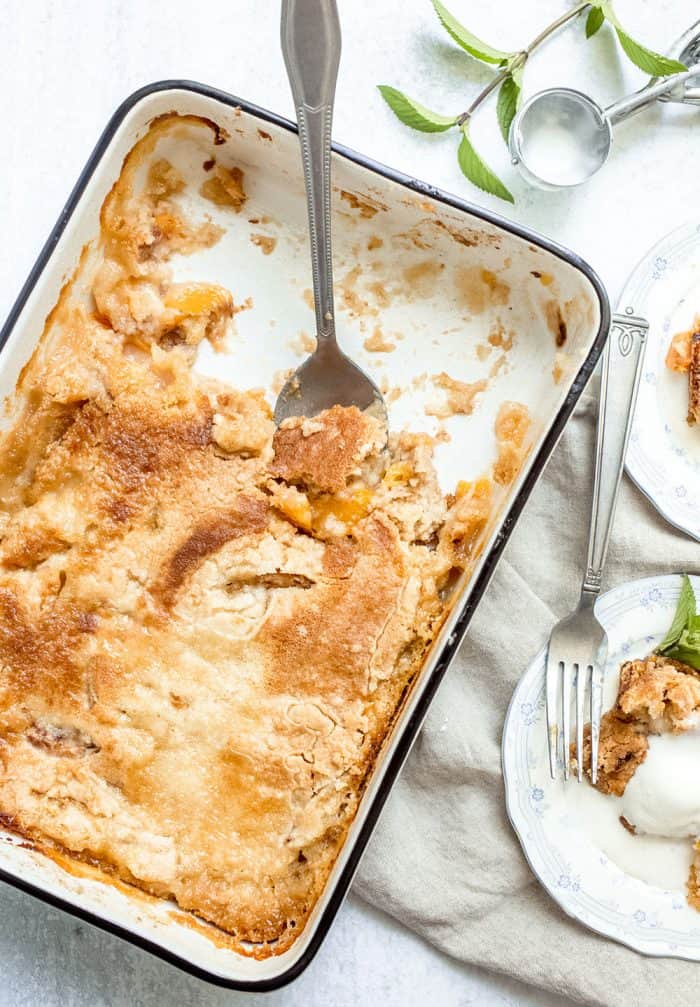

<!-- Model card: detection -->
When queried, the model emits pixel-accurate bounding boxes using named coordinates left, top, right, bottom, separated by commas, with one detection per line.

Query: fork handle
left=281, top=0, right=341, bottom=346
left=582, top=312, right=648, bottom=598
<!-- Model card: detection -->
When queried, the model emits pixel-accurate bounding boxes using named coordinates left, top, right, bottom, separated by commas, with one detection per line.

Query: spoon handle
left=281, top=0, right=341, bottom=345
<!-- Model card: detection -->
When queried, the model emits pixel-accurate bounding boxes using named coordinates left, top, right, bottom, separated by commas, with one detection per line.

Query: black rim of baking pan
left=0, top=79, right=611, bottom=992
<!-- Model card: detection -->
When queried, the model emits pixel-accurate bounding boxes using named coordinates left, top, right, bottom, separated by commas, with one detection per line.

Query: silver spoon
left=275, top=0, right=387, bottom=427
left=509, top=65, right=699, bottom=191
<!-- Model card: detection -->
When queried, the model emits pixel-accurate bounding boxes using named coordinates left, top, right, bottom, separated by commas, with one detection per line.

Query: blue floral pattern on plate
left=621, top=222, right=700, bottom=541
left=502, top=574, right=700, bottom=960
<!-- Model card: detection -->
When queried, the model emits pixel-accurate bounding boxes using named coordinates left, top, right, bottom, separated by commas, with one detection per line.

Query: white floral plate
left=503, top=573, right=700, bottom=959
left=621, top=222, right=700, bottom=541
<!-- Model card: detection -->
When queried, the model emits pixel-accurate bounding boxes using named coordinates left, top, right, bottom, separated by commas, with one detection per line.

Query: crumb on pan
left=250, top=233, right=276, bottom=255
left=493, top=402, right=531, bottom=486
left=339, top=190, right=386, bottom=218
left=363, top=326, right=396, bottom=353
left=200, top=165, right=247, bottom=211
left=544, top=300, right=567, bottom=347
left=425, top=373, right=487, bottom=419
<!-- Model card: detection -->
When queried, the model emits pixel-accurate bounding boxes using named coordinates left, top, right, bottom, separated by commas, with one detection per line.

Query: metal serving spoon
left=275, top=0, right=387, bottom=427
left=509, top=19, right=700, bottom=191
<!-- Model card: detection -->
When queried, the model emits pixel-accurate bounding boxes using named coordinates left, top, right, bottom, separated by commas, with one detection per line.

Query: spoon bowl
left=274, top=341, right=386, bottom=425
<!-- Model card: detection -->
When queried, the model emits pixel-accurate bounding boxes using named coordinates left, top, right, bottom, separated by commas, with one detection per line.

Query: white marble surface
left=0, top=0, right=697, bottom=1004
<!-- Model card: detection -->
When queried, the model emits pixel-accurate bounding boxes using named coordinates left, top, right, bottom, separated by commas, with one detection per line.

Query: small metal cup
left=510, top=70, right=699, bottom=191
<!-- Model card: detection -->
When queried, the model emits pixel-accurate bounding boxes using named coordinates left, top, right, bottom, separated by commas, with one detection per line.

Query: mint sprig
left=614, top=30, right=687, bottom=77
left=585, top=7, right=604, bottom=39
left=377, top=1, right=687, bottom=204
left=657, top=575, right=700, bottom=670
left=430, top=0, right=511, bottom=65
left=457, top=125, right=513, bottom=202
left=378, top=86, right=457, bottom=132
left=589, top=3, right=687, bottom=76
left=664, top=625, right=700, bottom=671
left=496, top=70, right=522, bottom=144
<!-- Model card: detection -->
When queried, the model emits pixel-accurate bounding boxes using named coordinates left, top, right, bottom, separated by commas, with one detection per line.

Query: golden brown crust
left=578, top=711, right=649, bottom=796
left=577, top=655, right=700, bottom=797
left=664, top=320, right=700, bottom=426
left=154, top=496, right=269, bottom=607
left=270, top=405, right=380, bottom=493
left=666, top=326, right=695, bottom=373
left=617, top=654, right=700, bottom=732
left=688, top=334, right=700, bottom=425
left=0, top=113, right=510, bottom=955
left=689, top=848, right=700, bottom=911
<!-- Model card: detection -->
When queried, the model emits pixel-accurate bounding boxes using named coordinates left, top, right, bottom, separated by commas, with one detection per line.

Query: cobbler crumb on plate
left=575, top=654, right=700, bottom=908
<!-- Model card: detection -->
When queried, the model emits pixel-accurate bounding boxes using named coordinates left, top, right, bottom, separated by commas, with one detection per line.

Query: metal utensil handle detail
left=657, top=19, right=700, bottom=104
left=581, top=312, right=648, bottom=596
left=281, top=0, right=341, bottom=344
left=605, top=69, right=699, bottom=125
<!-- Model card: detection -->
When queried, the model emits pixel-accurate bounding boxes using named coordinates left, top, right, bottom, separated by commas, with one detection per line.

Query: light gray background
left=0, top=1, right=695, bottom=1004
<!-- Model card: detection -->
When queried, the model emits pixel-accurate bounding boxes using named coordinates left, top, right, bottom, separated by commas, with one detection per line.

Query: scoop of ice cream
left=621, top=730, right=700, bottom=838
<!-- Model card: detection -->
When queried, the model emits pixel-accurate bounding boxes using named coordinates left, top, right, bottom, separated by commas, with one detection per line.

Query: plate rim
left=620, top=221, right=700, bottom=543
left=502, top=572, right=700, bottom=961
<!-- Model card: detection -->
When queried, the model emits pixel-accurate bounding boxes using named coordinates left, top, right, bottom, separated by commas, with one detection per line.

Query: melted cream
left=621, top=730, right=700, bottom=838
left=566, top=775, right=693, bottom=891
left=562, top=729, right=700, bottom=892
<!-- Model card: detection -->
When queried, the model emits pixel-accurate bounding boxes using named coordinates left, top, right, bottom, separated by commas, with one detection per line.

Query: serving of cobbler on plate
left=666, top=317, right=700, bottom=426
left=577, top=575, right=700, bottom=911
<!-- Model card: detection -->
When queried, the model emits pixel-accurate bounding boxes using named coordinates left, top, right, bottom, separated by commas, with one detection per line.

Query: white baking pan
left=0, top=81, right=609, bottom=989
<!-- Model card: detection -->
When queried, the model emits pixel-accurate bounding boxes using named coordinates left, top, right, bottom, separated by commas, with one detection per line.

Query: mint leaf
left=658, top=574, right=697, bottom=652
left=585, top=6, right=605, bottom=39
left=614, top=28, right=687, bottom=76
left=431, top=0, right=511, bottom=65
left=600, top=2, right=686, bottom=74
left=457, top=126, right=513, bottom=203
left=664, top=628, right=700, bottom=671
left=377, top=86, right=457, bottom=132
left=496, top=73, right=521, bottom=144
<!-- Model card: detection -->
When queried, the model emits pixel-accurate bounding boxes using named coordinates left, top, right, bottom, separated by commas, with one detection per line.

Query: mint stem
left=527, top=2, right=589, bottom=53
left=458, top=68, right=510, bottom=123
left=456, top=2, right=590, bottom=122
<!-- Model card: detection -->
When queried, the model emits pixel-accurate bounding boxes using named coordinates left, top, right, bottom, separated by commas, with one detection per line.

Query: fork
left=546, top=311, right=647, bottom=782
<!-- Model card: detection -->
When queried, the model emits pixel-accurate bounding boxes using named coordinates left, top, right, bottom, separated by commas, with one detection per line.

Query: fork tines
left=545, top=656, right=603, bottom=783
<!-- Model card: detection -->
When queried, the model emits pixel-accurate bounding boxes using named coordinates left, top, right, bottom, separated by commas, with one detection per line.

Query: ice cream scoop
left=620, top=730, right=700, bottom=838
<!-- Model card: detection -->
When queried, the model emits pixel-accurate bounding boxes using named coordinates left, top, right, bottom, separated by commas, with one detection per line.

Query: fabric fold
left=355, top=392, right=700, bottom=1007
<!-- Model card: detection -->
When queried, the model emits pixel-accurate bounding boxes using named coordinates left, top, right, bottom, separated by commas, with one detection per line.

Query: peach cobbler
left=578, top=577, right=700, bottom=911
left=0, top=115, right=531, bottom=954
left=666, top=318, right=700, bottom=425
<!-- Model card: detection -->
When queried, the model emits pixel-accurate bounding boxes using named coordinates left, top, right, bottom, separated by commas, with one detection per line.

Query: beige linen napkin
left=354, top=387, right=700, bottom=1007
